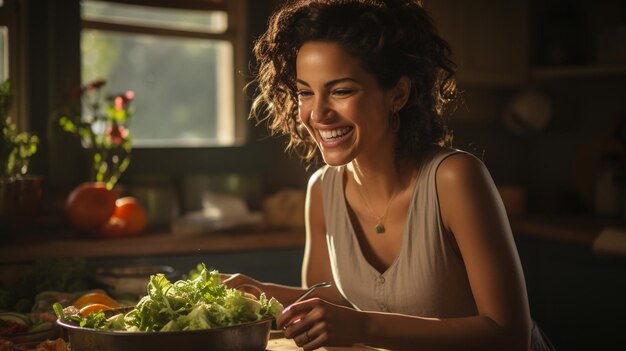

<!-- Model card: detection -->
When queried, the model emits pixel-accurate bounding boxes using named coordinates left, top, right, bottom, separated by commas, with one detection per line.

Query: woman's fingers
left=294, top=321, right=328, bottom=350
left=278, top=299, right=319, bottom=334
left=220, top=274, right=262, bottom=298
left=284, top=305, right=328, bottom=351
left=220, top=273, right=243, bottom=288
left=295, top=327, right=317, bottom=348
left=277, top=301, right=304, bottom=330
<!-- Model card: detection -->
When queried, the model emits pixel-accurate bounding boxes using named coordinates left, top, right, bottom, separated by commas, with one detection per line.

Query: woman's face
left=295, top=41, right=397, bottom=166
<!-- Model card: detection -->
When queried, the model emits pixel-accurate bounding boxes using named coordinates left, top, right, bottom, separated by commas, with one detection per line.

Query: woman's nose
left=310, top=97, right=330, bottom=123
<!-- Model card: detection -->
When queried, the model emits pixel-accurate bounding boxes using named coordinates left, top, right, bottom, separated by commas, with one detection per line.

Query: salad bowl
left=55, top=264, right=281, bottom=350
left=57, top=317, right=272, bottom=351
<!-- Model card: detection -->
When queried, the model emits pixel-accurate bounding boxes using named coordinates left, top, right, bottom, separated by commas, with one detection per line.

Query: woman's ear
left=392, top=76, right=411, bottom=110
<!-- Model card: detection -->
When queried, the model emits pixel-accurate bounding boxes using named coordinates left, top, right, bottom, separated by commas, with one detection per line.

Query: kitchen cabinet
left=529, top=0, right=626, bottom=80
left=426, top=0, right=626, bottom=85
left=425, top=0, right=529, bottom=86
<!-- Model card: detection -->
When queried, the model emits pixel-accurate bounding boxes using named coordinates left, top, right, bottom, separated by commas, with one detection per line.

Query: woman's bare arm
left=224, top=168, right=347, bottom=306
left=301, top=169, right=348, bottom=305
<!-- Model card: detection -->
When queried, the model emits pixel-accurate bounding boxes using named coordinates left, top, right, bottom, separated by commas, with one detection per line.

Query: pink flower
left=106, top=123, right=129, bottom=145
left=114, top=96, right=124, bottom=111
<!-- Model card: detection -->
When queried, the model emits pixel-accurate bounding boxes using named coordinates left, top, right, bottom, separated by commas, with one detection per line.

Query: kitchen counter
left=0, top=229, right=305, bottom=264
left=0, top=215, right=623, bottom=264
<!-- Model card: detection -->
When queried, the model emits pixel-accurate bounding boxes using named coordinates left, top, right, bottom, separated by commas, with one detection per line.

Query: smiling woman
left=220, top=1, right=555, bottom=350
left=295, top=41, right=408, bottom=167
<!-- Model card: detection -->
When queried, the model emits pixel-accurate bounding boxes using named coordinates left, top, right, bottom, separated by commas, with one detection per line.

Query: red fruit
left=65, top=182, right=117, bottom=232
left=97, top=197, right=148, bottom=238
left=99, top=216, right=127, bottom=237
left=110, top=197, right=148, bottom=235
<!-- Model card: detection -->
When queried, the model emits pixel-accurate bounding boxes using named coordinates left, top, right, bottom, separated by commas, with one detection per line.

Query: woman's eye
left=332, top=89, right=354, bottom=96
left=297, top=90, right=313, bottom=98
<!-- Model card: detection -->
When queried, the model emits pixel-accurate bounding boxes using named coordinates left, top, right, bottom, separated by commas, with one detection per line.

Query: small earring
left=390, top=106, right=400, bottom=132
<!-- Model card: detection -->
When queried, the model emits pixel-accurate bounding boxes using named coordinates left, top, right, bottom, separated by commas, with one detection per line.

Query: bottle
left=594, top=153, right=623, bottom=217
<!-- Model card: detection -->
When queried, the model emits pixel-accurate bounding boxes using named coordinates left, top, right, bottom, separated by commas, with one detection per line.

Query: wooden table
left=266, top=331, right=384, bottom=350
left=267, top=337, right=382, bottom=350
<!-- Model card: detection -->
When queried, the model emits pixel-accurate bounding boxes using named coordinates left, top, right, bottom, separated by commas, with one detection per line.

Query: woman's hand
left=277, top=298, right=364, bottom=350
left=220, top=273, right=264, bottom=298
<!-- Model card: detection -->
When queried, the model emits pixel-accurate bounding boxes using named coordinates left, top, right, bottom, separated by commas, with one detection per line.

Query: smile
left=318, top=127, right=353, bottom=142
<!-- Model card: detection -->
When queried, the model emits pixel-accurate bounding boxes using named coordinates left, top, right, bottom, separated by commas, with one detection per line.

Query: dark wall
left=450, top=76, right=626, bottom=217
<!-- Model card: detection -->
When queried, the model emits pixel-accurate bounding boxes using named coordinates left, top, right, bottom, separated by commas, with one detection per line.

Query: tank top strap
left=319, top=165, right=345, bottom=229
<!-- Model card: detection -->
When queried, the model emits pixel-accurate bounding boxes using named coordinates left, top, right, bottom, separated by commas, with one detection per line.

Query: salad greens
left=54, top=264, right=283, bottom=332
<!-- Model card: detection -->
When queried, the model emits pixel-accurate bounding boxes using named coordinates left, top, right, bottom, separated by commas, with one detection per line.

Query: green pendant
left=375, top=224, right=385, bottom=234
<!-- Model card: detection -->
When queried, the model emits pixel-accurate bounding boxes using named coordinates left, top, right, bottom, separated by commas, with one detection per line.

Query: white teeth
left=319, top=127, right=352, bottom=141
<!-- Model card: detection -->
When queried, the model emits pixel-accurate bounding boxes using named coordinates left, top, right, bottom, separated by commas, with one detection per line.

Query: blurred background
left=0, top=0, right=625, bottom=350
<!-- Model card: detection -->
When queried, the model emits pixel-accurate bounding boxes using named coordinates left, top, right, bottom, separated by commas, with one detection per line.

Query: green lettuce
left=55, top=264, right=283, bottom=333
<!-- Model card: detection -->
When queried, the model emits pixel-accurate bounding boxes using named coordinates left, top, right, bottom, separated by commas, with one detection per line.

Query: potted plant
left=0, top=80, right=42, bottom=234
left=57, top=79, right=135, bottom=190
left=0, top=80, right=39, bottom=179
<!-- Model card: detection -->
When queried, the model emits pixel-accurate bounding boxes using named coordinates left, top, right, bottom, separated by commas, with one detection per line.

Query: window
left=0, top=0, right=8, bottom=82
left=0, top=25, right=7, bottom=82
left=0, top=0, right=22, bottom=130
left=80, top=0, right=247, bottom=147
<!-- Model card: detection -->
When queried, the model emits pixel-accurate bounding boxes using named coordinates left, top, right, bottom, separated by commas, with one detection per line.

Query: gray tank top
left=319, top=147, right=556, bottom=350
left=320, top=148, right=478, bottom=318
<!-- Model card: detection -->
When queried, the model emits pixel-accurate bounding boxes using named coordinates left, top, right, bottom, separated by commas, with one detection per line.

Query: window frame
left=80, top=0, right=249, bottom=147
left=0, top=0, right=26, bottom=132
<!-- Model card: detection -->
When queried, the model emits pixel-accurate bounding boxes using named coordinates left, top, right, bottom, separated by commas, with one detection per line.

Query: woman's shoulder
left=416, top=146, right=482, bottom=171
left=430, top=146, right=481, bottom=160
left=434, top=148, right=490, bottom=187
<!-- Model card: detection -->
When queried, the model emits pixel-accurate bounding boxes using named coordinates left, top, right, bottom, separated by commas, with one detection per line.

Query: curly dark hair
left=251, top=0, right=458, bottom=165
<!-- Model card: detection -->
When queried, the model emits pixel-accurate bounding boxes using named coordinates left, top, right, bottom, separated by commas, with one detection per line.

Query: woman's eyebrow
left=296, top=77, right=359, bottom=87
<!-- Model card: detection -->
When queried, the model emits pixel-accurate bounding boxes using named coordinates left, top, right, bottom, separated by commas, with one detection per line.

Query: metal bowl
left=57, top=318, right=272, bottom=351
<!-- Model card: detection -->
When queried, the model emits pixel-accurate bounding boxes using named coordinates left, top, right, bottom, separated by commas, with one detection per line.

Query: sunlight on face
left=295, top=41, right=396, bottom=166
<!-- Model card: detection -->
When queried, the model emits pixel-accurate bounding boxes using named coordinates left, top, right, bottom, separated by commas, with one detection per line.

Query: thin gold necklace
left=355, top=179, right=399, bottom=234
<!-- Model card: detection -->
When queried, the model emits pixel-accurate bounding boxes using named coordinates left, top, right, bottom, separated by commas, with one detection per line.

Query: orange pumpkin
left=65, top=182, right=117, bottom=232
